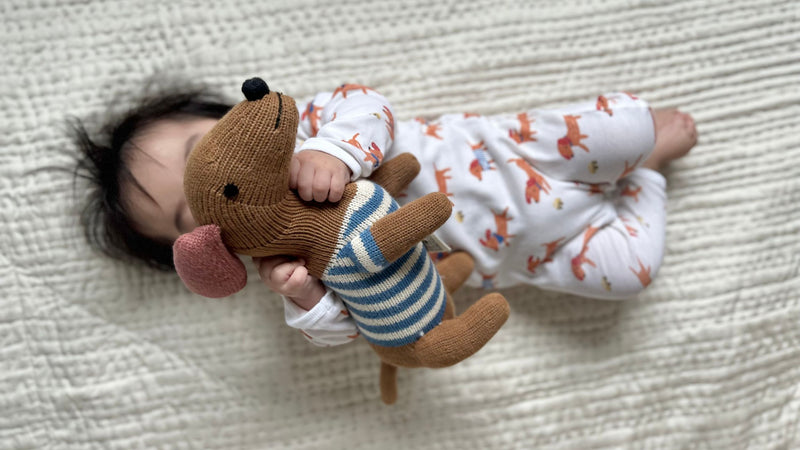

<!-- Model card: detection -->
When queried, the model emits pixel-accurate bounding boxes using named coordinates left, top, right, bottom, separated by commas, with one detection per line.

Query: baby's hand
left=290, top=150, right=351, bottom=202
left=253, top=256, right=326, bottom=311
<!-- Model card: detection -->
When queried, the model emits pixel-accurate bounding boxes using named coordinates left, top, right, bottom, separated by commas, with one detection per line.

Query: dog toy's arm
left=370, top=191, right=453, bottom=264
left=367, top=153, right=420, bottom=198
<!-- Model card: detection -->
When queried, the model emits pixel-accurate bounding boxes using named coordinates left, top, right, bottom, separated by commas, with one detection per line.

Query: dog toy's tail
left=380, top=362, right=399, bottom=404
left=375, top=252, right=510, bottom=404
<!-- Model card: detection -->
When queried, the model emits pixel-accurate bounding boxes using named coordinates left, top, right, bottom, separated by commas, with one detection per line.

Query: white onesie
left=283, top=86, right=667, bottom=346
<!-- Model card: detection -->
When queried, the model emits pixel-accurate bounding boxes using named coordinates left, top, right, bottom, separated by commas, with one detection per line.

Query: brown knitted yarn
left=183, top=89, right=345, bottom=276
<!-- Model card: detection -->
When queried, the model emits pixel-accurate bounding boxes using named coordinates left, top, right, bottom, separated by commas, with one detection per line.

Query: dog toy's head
left=186, top=78, right=298, bottom=227
left=173, top=78, right=299, bottom=297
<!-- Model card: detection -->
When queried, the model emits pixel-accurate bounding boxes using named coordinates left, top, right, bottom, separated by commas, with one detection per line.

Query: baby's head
left=73, top=85, right=232, bottom=270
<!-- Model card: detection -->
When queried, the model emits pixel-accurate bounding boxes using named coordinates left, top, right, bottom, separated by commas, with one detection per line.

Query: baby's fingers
left=269, top=260, right=304, bottom=284
left=312, top=170, right=333, bottom=202
left=328, top=171, right=348, bottom=202
left=289, top=155, right=301, bottom=190
left=283, top=264, right=311, bottom=293
left=296, top=163, right=316, bottom=201
left=253, top=255, right=291, bottom=278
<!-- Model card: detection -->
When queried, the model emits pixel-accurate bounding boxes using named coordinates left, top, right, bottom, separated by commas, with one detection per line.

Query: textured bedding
left=2, top=0, right=799, bottom=448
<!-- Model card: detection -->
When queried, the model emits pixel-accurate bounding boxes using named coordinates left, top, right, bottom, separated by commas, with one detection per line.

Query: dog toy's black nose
left=242, top=78, right=269, bottom=101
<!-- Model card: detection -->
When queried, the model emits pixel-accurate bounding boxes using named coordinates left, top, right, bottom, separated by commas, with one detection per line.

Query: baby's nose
left=242, top=78, right=269, bottom=101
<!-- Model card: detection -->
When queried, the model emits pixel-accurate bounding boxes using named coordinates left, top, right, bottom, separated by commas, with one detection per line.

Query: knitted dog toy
left=172, top=78, right=510, bottom=404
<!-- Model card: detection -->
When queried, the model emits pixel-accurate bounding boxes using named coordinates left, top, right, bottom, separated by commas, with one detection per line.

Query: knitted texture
left=185, top=90, right=298, bottom=242
left=173, top=224, right=247, bottom=298
left=321, top=180, right=446, bottom=346
left=3, top=0, right=800, bottom=448
left=180, top=86, right=343, bottom=279
left=174, top=82, right=507, bottom=392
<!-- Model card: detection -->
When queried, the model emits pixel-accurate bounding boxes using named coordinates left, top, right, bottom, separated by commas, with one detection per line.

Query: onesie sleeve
left=283, top=289, right=360, bottom=347
left=295, top=85, right=396, bottom=179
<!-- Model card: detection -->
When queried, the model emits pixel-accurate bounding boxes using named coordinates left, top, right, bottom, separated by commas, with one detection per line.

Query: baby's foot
left=643, top=108, right=698, bottom=171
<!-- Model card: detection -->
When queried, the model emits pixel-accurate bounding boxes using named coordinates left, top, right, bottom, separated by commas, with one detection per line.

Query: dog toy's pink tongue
left=173, top=225, right=247, bottom=298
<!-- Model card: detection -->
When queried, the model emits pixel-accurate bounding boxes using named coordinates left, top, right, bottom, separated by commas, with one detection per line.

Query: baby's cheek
left=179, top=205, right=198, bottom=234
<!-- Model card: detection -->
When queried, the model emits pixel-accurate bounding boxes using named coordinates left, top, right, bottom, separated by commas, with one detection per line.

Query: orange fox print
left=362, top=142, right=384, bottom=168
left=620, top=184, right=642, bottom=202
left=342, top=133, right=364, bottom=151
left=343, top=134, right=383, bottom=169
left=623, top=91, right=639, bottom=100
left=527, top=237, right=565, bottom=274
left=571, top=225, right=600, bottom=280
left=596, top=95, right=613, bottom=116
left=629, top=258, right=651, bottom=287
left=434, top=164, right=454, bottom=197
left=332, top=83, right=372, bottom=99
left=469, top=159, right=496, bottom=180
left=470, top=141, right=486, bottom=152
left=382, top=106, right=395, bottom=140
left=301, top=101, right=323, bottom=137
left=620, top=216, right=638, bottom=237
left=469, top=141, right=496, bottom=181
left=480, top=207, right=515, bottom=251
left=557, top=115, right=589, bottom=160
left=424, top=123, right=444, bottom=139
left=507, top=158, right=551, bottom=203
left=509, top=112, right=537, bottom=144
left=620, top=154, right=643, bottom=179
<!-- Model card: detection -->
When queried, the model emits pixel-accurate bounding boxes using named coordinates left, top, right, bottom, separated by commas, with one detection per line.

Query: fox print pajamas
left=294, top=86, right=666, bottom=304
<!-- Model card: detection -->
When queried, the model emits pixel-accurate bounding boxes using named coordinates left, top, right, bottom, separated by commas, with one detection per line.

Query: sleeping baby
left=73, top=79, right=697, bottom=346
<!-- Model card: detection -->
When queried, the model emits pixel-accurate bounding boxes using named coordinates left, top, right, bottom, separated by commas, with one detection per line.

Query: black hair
left=72, top=83, right=232, bottom=271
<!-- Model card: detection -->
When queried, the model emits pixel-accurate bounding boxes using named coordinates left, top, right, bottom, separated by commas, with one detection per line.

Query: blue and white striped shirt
left=321, top=180, right=446, bottom=347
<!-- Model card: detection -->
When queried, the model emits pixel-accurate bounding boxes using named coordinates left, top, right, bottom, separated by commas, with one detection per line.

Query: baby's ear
left=173, top=225, right=247, bottom=298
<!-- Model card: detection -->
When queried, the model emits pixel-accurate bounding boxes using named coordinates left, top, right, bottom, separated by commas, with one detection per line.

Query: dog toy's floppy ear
left=173, top=225, right=247, bottom=298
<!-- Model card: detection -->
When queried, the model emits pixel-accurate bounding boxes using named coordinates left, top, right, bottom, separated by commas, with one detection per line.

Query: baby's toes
left=681, top=112, right=698, bottom=143
left=671, top=112, right=697, bottom=158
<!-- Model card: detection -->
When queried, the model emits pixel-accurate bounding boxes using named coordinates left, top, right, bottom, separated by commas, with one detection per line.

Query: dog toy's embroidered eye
left=223, top=183, right=239, bottom=199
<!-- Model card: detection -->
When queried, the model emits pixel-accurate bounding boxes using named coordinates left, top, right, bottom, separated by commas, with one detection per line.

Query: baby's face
left=123, top=117, right=219, bottom=242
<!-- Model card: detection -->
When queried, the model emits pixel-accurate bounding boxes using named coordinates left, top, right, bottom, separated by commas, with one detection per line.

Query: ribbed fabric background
left=1, top=0, right=798, bottom=448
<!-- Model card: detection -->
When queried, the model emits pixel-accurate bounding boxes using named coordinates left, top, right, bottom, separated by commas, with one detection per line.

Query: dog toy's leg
left=370, top=291, right=510, bottom=370
left=434, top=251, right=475, bottom=320
left=377, top=251, right=477, bottom=404
left=368, top=153, right=421, bottom=197
left=435, top=252, right=474, bottom=295
left=413, top=293, right=510, bottom=368
left=370, top=192, right=453, bottom=263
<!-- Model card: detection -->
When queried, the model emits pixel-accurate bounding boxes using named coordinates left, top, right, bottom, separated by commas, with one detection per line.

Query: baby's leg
left=515, top=92, right=656, bottom=186
left=531, top=168, right=667, bottom=300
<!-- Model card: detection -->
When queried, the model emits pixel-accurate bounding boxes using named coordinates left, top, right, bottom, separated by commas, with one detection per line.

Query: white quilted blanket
left=2, top=0, right=799, bottom=448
